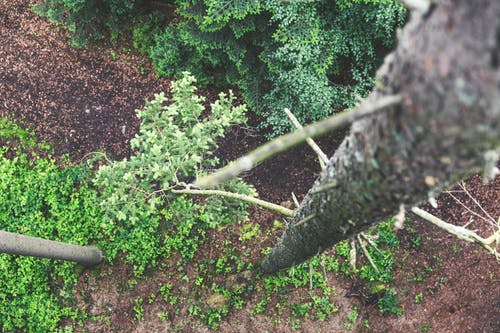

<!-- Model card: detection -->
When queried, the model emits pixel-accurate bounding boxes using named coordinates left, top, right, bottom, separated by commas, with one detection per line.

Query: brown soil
left=1, top=1, right=498, bottom=332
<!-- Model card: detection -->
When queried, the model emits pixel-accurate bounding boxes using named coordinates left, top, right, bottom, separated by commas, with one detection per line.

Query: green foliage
left=0, top=73, right=253, bottom=329
left=35, top=0, right=406, bottom=136
left=257, top=252, right=340, bottom=320
left=94, top=72, right=252, bottom=274
left=377, top=289, right=403, bottom=315
left=358, top=220, right=399, bottom=283
left=133, top=297, right=145, bottom=321
left=239, top=222, right=261, bottom=241
left=0, top=118, right=36, bottom=147
left=291, top=302, right=313, bottom=318
left=421, top=323, right=432, bottom=332
left=151, top=0, right=407, bottom=136
left=0, top=117, right=52, bottom=154
left=344, top=306, right=359, bottom=330
left=32, top=0, right=144, bottom=47
left=0, top=124, right=103, bottom=331
left=133, top=13, right=166, bottom=55
left=415, top=291, right=424, bottom=304
left=162, top=196, right=245, bottom=266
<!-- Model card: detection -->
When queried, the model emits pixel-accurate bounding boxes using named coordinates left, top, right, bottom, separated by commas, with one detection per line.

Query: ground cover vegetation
left=93, top=72, right=254, bottom=275
left=2, top=0, right=497, bottom=331
left=33, top=0, right=406, bottom=136
left=0, top=75, right=256, bottom=330
left=0, top=86, right=406, bottom=330
left=0, top=119, right=102, bottom=331
left=0, top=115, right=407, bottom=329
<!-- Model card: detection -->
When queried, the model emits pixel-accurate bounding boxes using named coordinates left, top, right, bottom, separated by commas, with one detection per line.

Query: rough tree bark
left=0, top=230, right=103, bottom=266
left=261, top=0, right=500, bottom=273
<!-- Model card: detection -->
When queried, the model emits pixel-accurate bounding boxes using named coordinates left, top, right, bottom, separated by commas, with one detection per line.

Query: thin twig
left=445, top=191, right=496, bottom=227
left=360, top=233, right=383, bottom=255
left=284, top=108, right=328, bottom=169
left=309, top=260, right=314, bottom=290
left=293, top=214, right=316, bottom=228
left=357, top=234, right=380, bottom=274
left=349, top=239, right=357, bottom=270
left=320, top=256, right=328, bottom=283
left=194, top=95, right=402, bottom=188
left=458, top=182, right=497, bottom=224
left=310, top=179, right=339, bottom=194
left=291, top=192, right=300, bottom=208
left=79, top=151, right=112, bottom=166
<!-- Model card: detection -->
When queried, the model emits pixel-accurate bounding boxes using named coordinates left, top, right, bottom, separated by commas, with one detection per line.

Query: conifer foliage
left=34, top=0, right=406, bottom=136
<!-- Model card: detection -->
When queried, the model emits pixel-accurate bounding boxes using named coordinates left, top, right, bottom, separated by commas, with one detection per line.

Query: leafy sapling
left=93, top=72, right=256, bottom=274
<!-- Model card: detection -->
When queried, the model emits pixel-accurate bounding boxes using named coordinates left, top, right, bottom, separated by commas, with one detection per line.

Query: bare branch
left=171, top=188, right=294, bottom=217
left=458, top=182, right=497, bottom=224
left=411, top=207, right=499, bottom=259
left=360, top=232, right=383, bottom=255
left=284, top=108, right=328, bottom=169
left=195, top=95, right=402, bottom=188
left=291, top=192, right=300, bottom=208
left=292, top=214, right=316, bottom=228
left=357, top=234, right=380, bottom=274
left=349, top=239, right=357, bottom=270
left=445, top=190, right=496, bottom=227
left=0, top=231, right=103, bottom=266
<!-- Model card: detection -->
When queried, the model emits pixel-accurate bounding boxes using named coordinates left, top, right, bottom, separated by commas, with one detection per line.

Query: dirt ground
left=0, top=1, right=498, bottom=332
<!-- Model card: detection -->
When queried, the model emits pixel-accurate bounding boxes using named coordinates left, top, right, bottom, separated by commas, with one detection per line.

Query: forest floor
left=1, top=1, right=499, bottom=332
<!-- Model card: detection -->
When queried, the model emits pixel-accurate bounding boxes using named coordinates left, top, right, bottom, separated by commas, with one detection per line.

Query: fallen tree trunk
left=261, top=0, right=500, bottom=273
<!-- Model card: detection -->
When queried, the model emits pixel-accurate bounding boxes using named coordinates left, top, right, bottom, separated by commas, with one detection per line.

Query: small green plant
left=344, top=306, right=359, bottom=330
left=290, top=318, right=302, bottom=330
left=452, top=243, right=462, bottom=254
left=159, top=283, right=178, bottom=305
left=410, top=235, right=422, bottom=247
left=415, top=292, right=424, bottom=304
left=0, top=123, right=103, bottom=331
left=311, top=293, right=338, bottom=320
left=139, top=65, right=148, bottom=75
left=359, top=219, right=399, bottom=283
left=334, top=240, right=352, bottom=275
left=291, top=302, right=312, bottom=318
left=239, top=223, right=261, bottom=241
left=421, top=323, right=431, bottom=332
left=0, top=117, right=52, bottom=154
left=377, top=289, right=403, bottom=316
left=0, top=118, right=36, bottom=146
left=414, top=271, right=426, bottom=282
left=94, top=72, right=253, bottom=275
left=133, top=297, right=145, bottom=321
left=439, top=277, right=447, bottom=289
left=256, top=252, right=341, bottom=322
left=157, top=312, right=169, bottom=320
